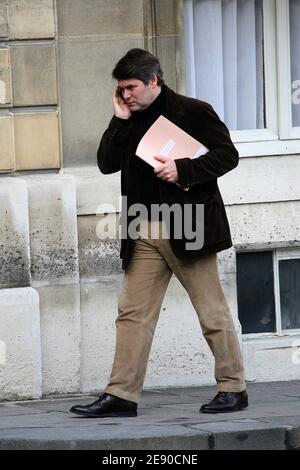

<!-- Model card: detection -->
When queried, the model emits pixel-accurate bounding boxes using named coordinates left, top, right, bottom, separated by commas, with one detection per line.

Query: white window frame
left=240, top=248, right=300, bottom=339
left=184, top=0, right=300, bottom=157
left=230, top=0, right=278, bottom=146
left=236, top=0, right=300, bottom=156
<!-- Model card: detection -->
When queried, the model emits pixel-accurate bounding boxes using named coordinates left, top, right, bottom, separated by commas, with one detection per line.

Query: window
left=236, top=249, right=300, bottom=335
left=184, top=0, right=300, bottom=156
left=184, top=0, right=265, bottom=131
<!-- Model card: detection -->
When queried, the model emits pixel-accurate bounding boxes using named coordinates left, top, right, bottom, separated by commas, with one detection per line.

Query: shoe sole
left=70, top=409, right=137, bottom=418
left=200, top=404, right=248, bottom=414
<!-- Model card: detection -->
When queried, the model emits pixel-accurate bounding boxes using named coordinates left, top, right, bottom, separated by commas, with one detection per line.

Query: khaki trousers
left=105, top=221, right=245, bottom=403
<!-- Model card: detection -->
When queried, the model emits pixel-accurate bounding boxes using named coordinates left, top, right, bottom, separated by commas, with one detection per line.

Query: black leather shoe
left=70, top=393, right=137, bottom=417
left=200, top=390, right=248, bottom=414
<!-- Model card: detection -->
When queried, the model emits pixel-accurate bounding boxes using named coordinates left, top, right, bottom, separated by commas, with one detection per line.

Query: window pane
left=236, top=251, right=276, bottom=334
left=184, top=0, right=265, bottom=130
left=290, top=0, right=300, bottom=127
left=279, top=258, right=300, bottom=330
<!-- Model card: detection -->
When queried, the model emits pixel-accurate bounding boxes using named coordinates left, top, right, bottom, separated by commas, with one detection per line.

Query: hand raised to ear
left=113, top=87, right=132, bottom=120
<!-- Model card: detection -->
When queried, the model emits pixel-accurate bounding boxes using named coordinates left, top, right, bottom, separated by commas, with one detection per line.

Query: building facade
left=0, top=0, right=300, bottom=400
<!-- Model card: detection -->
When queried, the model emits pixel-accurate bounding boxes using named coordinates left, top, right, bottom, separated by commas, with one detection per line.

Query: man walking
left=70, top=48, right=248, bottom=418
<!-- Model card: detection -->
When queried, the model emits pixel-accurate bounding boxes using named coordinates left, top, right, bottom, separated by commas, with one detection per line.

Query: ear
left=149, top=74, right=158, bottom=88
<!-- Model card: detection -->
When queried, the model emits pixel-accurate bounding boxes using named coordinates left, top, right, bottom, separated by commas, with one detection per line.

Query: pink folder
left=136, top=115, right=208, bottom=168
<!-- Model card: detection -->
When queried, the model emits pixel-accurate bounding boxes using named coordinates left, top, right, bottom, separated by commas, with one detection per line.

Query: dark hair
left=112, top=48, right=164, bottom=86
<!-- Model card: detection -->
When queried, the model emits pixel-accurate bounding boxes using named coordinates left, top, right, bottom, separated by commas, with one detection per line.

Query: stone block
left=0, top=178, right=30, bottom=288
left=219, top=154, right=300, bottom=205
left=0, top=114, right=14, bottom=172
left=37, top=284, right=81, bottom=395
left=254, top=347, right=300, bottom=382
left=227, top=200, right=300, bottom=249
left=243, top=336, right=300, bottom=383
left=60, top=166, right=121, bottom=216
left=0, top=287, right=42, bottom=400
left=58, top=38, right=142, bottom=167
left=80, top=280, right=119, bottom=393
left=24, top=174, right=79, bottom=285
left=14, top=112, right=60, bottom=170
left=8, top=0, right=55, bottom=39
left=57, top=0, right=143, bottom=36
left=144, top=0, right=183, bottom=37
left=11, top=44, right=57, bottom=106
left=155, top=35, right=184, bottom=92
left=0, top=47, right=12, bottom=107
left=78, top=214, right=121, bottom=279
left=0, top=0, right=8, bottom=38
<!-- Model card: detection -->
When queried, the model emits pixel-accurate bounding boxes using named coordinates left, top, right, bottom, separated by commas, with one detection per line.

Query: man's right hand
left=113, top=87, right=132, bottom=120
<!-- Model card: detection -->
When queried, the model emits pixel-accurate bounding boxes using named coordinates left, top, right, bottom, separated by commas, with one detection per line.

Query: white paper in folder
left=136, top=115, right=208, bottom=168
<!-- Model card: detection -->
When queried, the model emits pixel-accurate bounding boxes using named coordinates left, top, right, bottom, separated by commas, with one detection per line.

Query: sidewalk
left=0, top=380, right=300, bottom=450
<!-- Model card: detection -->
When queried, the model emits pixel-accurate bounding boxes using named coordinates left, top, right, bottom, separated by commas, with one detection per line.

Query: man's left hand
left=153, top=155, right=179, bottom=183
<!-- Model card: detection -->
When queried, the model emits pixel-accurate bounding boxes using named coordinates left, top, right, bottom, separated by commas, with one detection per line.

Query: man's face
left=117, top=76, right=158, bottom=112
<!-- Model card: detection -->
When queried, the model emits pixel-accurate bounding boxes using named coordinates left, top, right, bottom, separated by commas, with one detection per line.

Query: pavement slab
left=0, top=380, right=299, bottom=450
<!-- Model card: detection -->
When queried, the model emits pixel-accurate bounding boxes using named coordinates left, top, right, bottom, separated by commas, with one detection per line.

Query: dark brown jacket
left=98, top=85, right=238, bottom=270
